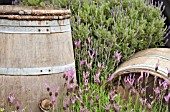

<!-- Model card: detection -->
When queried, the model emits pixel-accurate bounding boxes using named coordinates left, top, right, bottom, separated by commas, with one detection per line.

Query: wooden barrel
left=0, top=5, right=75, bottom=111
left=113, top=48, right=170, bottom=108
left=114, top=48, right=170, bottom=84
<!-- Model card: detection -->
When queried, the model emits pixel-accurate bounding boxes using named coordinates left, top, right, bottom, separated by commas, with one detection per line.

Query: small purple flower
left=66, top=83, right=73, bottom=92
left=8, top=94, right=15, bottom=103
left=55, top=86, right=60, bottom=97
left=80, top=60, right=87, bottom=67
left=114, top=51, right=122, bottom=62
left=84, top=79, right=89, bottom=86
left=146, top=102, right=152, bottom=110
left=88, top=37, right=91, bottom=44
left=90, top=99, right=94, bottom=106
left=85, top=86, right=90, bottom=93
left=52, top=95, right=56, bottom=109
left=140, top=87, right=145, bottom=94
left=153, top=87, right=160, bottom=95
left=96, top=94, right=99, bottom=102
left=16, top=101, right=20, bottom=110
left=114, top=103, right=121, bottom=111
left=66, top=68, right=75, bottom=81
left=88, top=51, right=95, bottom=60
left=71, top=96, right=76, bottom=105
left=139, top=98, right=144, bottom=106
left=78, top=88, right=83, bottom=94
left=164, top=93, right=170, bottom=103
left=162, top=81, right=168, bottom=90
left=74, top=39, right=81, bottom=48
left=87, top=62, right=92, bottom=69
left=157, top=94, right=161, bottom=100
left=132, top=87, right=137, bottom=94
left=83, top=71, right=89, bottom=80
left=63, top=99, right=68, bottom=110
left=107, top=74, right=115, bottom=82
left=102, top=104, right=111, bottom=111
left=98, top=62, right=101, bottom=68
left=94, top=71, right=101, bottom=84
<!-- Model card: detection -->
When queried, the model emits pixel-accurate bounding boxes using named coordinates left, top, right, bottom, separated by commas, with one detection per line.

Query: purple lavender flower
left=102, top=104, right=111, bottom=111
left=84, top=79, right=89, bottom=86
left=74, top=39, right=81, bottom=48
left=132, top=87, right=137, bottom=94
left=114, top=103, right=121, bottom=111
left=96, top=94, right=99, bottom=102
left=83, top=71, right=89, bottom=80
left=16, top=101, right=20, bottom=110
left=78, top=88, right=83, bottom=95
left=162, top=81, right=168, bottom=90
left=153, top=87, right=160, bottom=95
left=90, top=99, right=94, bottom=106
left=71, top=96, right=76, bottom=105
left=63, top=99, right=68, bottom=110
left=55, top=86, right=60, bottom=97
left=87, top=62, right=92, bottom=69
left=51, top=95, right=56, bottom=109
left=107, top=73, right=115, bottom=82
left=114, top=51, right=122, bottom=62
left=164, top=93, right=170, bottom=103
left=139, top=98, right=144, bottom=106
left=80, top=60, right=87, bottom=67
left=66, top=83, right=73, bottom=92
left=94, top=71, right=101, bottom=84
left=88, top=37, right=91, bottom=44
left=8, top=94, right=15, bottom=103
left=140, top=87, right=145, bottom=94
left=88, top=51, right=95, bottom=60
left=146, top=102, right=152, bottom=110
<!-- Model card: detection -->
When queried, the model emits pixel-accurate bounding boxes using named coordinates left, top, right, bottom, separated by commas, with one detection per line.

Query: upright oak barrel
left=0, top=5, right=75, bottom=111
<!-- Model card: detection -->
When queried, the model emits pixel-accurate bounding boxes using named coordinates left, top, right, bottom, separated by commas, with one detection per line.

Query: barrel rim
left=0, top=5, right=71, bottom=20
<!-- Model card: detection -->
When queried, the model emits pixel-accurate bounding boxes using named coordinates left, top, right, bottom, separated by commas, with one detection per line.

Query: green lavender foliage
left=19, top=0, right=166, bottom=82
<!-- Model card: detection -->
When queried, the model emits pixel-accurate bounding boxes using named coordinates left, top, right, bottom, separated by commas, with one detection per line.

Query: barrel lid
left=0, top=5, right=71, bottom=20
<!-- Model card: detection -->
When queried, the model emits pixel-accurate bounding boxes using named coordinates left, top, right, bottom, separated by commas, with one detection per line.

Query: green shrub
left=19, top=0, right=166, bottom=83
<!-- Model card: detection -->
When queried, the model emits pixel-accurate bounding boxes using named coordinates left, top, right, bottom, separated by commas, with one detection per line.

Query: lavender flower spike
left=8, top=94, right=15, bottom=103
left=114, top=51, right=122, bottom=62
left=107, top=73, right=115, bottom=82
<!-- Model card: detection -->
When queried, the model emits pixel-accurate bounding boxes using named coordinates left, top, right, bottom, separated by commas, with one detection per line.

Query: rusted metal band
left=0, top=62, right=75, bottom=75
left=128, top=54, right=170, bottom=61
left=114, top=64, right=169, bottom=78
left=0, top=25, right=71, bottom=33
left=0, top=19, right=70, bottom=27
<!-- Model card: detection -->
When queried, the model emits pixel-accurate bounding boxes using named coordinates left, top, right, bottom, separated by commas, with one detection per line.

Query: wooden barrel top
left=0, top=5, right=71, bottom=20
